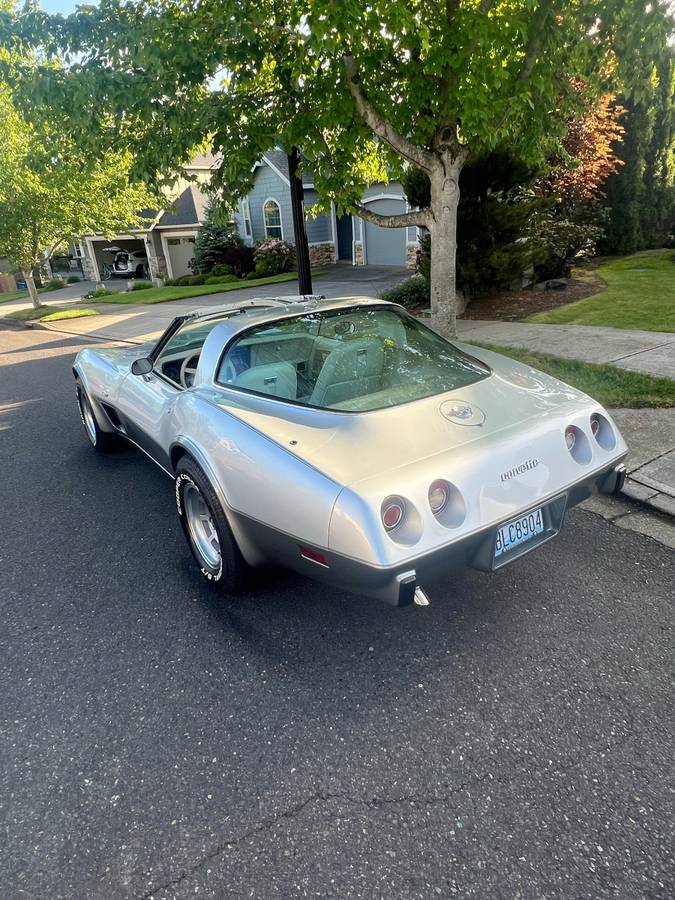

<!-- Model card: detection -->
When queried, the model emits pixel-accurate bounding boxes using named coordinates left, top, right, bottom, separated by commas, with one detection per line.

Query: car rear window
left=216, top=305, right=489, bottom=411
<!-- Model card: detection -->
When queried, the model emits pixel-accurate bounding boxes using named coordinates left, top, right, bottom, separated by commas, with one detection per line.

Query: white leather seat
left=309, top=341, right=386, bottom=407
left=233, top=362, right=297, bottom=399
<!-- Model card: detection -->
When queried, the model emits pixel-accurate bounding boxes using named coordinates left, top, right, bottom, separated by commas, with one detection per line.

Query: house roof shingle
left=158, top=184, right=209, bottom=227
left=262, top=149, right=314, bottom=186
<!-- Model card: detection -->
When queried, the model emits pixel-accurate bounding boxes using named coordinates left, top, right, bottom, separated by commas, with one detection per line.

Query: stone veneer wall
left=353, top=242, right=365, bottom=266
left=308, top=242, right=336, bottom=266
left=405, top=243, right=419, bottom=270
left=80, top=249, right=98, bottom=281
left=147, top=251, right=168, bottom=278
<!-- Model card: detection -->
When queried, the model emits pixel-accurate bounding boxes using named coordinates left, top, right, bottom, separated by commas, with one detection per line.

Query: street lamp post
left=287, top=146, right=313, bottom=296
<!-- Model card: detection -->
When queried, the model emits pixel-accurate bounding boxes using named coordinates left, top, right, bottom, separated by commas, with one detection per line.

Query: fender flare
left=168, top=436, right=267, bottom=567
left=72, top=364, right=117, bottom=434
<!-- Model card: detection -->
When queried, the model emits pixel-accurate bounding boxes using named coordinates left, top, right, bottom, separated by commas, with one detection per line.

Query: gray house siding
left=246, top=164, right=293, bottom=242
left=304, top=190, right=331, bottom=243
left=234, top=162, right=416, bottom=268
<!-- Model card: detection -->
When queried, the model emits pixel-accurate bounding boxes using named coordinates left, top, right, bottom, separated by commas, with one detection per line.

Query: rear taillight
left=565, top=426, right=576, bottom=452
left=428, top=480, right=449, bottom=513
left=381, top=496, right=405, bottom=531
left=589, top=412, right=617, bottom=450
left=590, top=414, right=600, bottom=438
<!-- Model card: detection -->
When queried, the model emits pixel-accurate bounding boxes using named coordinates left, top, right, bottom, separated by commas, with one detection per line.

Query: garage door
left=363, top=199, right=407, bottom=266
left=166, top=236, right=197, bottom=278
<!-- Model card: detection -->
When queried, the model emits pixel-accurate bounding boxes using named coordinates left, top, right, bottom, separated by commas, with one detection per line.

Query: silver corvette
left=73, top=295, right=627, bottom=607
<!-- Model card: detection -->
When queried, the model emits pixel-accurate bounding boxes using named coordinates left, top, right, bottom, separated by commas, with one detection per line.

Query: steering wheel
left=180, top=352, right=201, bottom=389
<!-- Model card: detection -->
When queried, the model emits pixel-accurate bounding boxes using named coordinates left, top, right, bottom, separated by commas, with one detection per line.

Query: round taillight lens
left=429, top=480, right=449, bottom=513
left=590, top=414, right=600, bottom=438
left=381, top=497, right=405, bottom=531
left=565, top=426, right=576, bottom=452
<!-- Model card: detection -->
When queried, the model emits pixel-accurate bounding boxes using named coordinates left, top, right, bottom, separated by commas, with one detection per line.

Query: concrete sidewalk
left=457, top=320, right=675, bottom=380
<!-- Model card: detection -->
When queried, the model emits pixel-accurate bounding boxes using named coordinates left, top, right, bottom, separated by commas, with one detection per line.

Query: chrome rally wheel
left=183, top=481, right=222, bottom=572
left=79, top=389, right=98, bottom=446
left=175, top=457, right=248, bottom=594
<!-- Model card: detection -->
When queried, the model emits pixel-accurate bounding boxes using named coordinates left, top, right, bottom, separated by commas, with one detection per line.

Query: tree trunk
left=429, top=165, right=462, bottom=339
left=23, top=269, right=40, bottom=309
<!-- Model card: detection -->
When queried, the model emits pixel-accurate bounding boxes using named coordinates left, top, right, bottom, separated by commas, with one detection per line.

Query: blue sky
left=38, top=0, right=93, bottom=14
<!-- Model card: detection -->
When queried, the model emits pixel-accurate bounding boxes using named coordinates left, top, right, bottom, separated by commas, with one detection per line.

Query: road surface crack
left=136, top=784, right=478, bottom=899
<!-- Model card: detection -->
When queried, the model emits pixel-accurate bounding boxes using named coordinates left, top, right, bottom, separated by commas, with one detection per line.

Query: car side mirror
left=131, top=357, right=153, bottom=376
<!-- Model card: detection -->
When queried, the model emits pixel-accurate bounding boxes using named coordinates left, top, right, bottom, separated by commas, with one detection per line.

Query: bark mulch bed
left=460, top=269, right=605, bottom=321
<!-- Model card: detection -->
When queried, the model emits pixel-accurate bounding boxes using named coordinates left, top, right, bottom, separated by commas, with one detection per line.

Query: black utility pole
left=287, top=146, right=313, bottom=295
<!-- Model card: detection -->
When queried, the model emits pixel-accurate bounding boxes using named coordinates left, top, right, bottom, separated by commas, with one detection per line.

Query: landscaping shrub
left=66, top=275, right=81, bottom=284
left=244, top=271, right=260, bottom=281
left=44, top=277, right=66, bottom=290
left=163, top=278, right=176, bottom=286
left=210, top=263, right=233, bottom=277
left=174, top=274, right=207, bottom=286
left=193, top=206, right=244, bottom=273
left=253, top=238, right=296, bottom=276
left=221, top=244, right=255, bottom=276
left=84, top=286, right=116, bottom=299
left=130, top=280, right=154, bottom=291
left=205, top=274, right=239, bottom=284
left=379, top=275, right=430, bottom=309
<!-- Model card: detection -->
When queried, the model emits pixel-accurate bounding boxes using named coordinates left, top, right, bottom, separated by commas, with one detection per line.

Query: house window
left=263, top=199, right=283, bottom=239
left=242, top=199, right=252, bottom=238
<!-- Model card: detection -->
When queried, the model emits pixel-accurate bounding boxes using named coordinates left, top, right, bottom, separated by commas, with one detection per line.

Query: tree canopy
left=2, top=1, right=673, bottom=330
left=0, top=78, right=157, bottom=306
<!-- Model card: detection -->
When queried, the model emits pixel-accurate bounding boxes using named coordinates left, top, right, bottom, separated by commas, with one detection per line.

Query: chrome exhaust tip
left=413, top=586, right=431, bottom=607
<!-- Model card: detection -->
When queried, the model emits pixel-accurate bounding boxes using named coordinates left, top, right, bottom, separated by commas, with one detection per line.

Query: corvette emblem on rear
left=500, top=459, right=540, bottom=482
left=440, top=400, right=485, bottom=426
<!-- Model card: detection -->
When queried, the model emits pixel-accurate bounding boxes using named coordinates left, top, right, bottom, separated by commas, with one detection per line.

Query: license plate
left=494, top=507, right=545, bottom=558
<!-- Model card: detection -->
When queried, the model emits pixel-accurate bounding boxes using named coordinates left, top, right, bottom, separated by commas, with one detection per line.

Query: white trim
left=262, top=197, right=284, bottom=239
left=307, top=241, right=335, bottom=247
left=156, top=223, right=202, bottom=231
left=261, top=154, right=291, bottom=187
left=241, top=198, right=252, bottom=239
left=84, top=237, right=101, bottom=282
left=85, top=232, right=146, bottom=241
left=329, top=201, right=337, bottom=247
left=160, top=233, right=173, bottom=280
left=361, top=192, right=406, bottom=205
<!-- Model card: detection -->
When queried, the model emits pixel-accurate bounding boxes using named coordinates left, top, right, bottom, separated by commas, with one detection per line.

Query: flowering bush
left=253, top=238, right=296, bottom=276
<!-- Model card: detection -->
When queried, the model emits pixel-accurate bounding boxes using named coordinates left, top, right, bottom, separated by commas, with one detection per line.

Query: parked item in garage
left=73, top=295, right=627, bottom=608
left=100, top=246, right=150, bottom=280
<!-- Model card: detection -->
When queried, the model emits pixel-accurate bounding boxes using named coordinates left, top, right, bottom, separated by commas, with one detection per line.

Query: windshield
left=217, top=305, right=489, bottom=411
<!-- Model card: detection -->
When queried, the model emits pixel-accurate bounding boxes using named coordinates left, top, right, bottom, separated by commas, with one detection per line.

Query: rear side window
left=217, top=306, right=489, bottom=410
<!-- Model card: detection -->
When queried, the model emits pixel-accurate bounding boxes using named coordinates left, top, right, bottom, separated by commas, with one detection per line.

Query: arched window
left=263, top=199, right=283, bottom=239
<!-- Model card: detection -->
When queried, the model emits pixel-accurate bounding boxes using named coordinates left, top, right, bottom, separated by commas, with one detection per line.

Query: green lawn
left=472, top=342, right=675, bottom=408
left=526, top=249, right=675, bottom=332
left=40, top=307, right=98, bottom=322
left=0, top=290, right=29, bottom=304
left=5, top=304, right=98, bottom=322
left=89, top=270, right=320, bottom=305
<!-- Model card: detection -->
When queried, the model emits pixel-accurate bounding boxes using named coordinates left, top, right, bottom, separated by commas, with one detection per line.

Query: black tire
left=175, top=457, right=248, bottom=595
left=75, top=379, right=119, bottom=452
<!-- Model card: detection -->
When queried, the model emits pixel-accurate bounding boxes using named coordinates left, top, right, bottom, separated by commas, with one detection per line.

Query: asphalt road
left=1, top=326, right=673, bottom=900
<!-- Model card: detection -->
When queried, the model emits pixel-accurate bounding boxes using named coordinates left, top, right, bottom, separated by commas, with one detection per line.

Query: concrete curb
left=621, top=477, right=675, bottom=519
